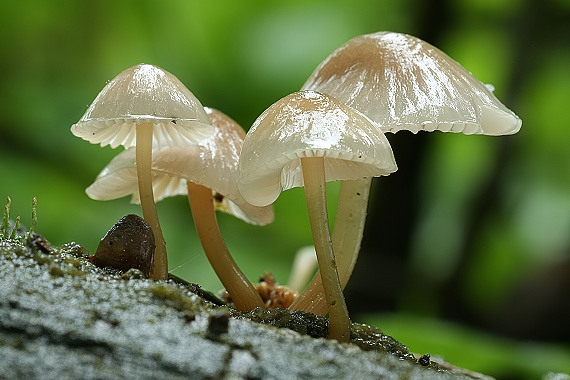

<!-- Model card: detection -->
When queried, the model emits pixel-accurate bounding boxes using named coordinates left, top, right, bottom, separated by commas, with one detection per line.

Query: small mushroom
left=237, top=90, right=397, bottom=341
left=291, top=31, right=522, bottom=315
left=71, top=63, right=214, bottom=280
left=90, top=214, right=155, bottom=277
left=86, top=107, right=273, bottom=311
left=287, top=245, right=318, bottom=294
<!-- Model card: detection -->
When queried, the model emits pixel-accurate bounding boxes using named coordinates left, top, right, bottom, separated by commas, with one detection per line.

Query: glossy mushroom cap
left=237, top=90, right=397, bottom=207
left=86, top=108, right=274, bottom=226
left=71, top=63, right=213, bottom=148
left=302, top=32, right=521, bottom=136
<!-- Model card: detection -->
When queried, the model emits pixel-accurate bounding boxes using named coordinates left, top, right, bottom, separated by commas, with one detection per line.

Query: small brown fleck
left=214, top=192, right=224, bottom=203
left=207, top=313, right=229, bottom=335
left=183, top=313, right=196, bottom=323
left=27, top=232, right=51, bottom=253
left=418, top=353, right=430, bottom=366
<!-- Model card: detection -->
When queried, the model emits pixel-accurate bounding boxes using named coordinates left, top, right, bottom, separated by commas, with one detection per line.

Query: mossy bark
left=0, top=233, right=490, bottom=379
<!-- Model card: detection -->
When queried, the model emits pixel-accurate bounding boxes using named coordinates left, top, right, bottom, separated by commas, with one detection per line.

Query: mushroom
left=86, top=107, right=273, bottom=311
left=290, top=31, right=522, bottom=314
left=237, top=90, right=397, bottom=341
left=287, top=245, right=318, bottom=294
left=71, top=63, right=214, bottom=280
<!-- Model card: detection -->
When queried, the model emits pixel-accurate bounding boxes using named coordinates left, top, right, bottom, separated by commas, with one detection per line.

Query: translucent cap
left=238, top=90, right=397, bottom=207
left=302, top=32, right=521, bottom=135
left=71, top=63, right=213, bottom=149
left=86, top=107, right=273, bottom=226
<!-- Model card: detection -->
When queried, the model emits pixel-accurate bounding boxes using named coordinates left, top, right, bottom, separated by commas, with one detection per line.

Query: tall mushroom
left=237, top=90, right=397, bottom=341
left=71, top=63, right=214, bottom=280
left=86, top=107, right=272, bottom=311
left=290, top=31, right=522, bottom=314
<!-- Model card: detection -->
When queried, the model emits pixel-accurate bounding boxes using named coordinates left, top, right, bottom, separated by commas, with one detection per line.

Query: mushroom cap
left=86, top=107, right=274, bottom=226
left=302, top=32, right=521, bottom=136
left=71, top=63, right=214, bottom=149
left=237, top=90, right=397, bottom=207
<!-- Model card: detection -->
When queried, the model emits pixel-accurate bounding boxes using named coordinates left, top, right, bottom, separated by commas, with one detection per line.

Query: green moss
left=1, top=197, right=38, bottom=244
left=0, top=197, right=11, bottom=239
left=351, top=322, right=415, bottom=360
left=48, top=263, right=66, bottom=277
left=233, top=307, right=418, bottom=363
left=235, top=307, right=328, bottom=338
left=0, top=241, right=25, bottom=258
left=34, top=251, right=52, bottom=265
left=121, top=268, right=146, bottom=280
left=145, top=283, right=204, bottom=313
left=63, top=257, right=82, bottom=268
left=53, top=241, right=90, bottom=258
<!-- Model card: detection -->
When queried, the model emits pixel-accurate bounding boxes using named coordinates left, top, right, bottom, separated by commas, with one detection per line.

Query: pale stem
left=186, top=181, right=264, bottom=311
left=136, top=123, right=168, bottom=280
left=287, top=245, right=318, bottom=293
left=289, top=178, right=372, bottom=315
left=301, top=156, right=351, bottom=342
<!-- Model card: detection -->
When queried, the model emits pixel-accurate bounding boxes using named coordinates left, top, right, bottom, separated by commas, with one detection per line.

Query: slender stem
left=333, top=178, right=372, bottom=281
left=187, top=181, right=264, bottom=311
left=287, top=246, right=318, bottom=293
left=136, top=123, right=168, bottom=280
left=289, top=178, right=372, bottom=315
left=301, top=156, right=350, bottom=342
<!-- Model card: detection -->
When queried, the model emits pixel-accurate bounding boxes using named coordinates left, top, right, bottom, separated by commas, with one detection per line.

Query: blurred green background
left=1, top=0, right=569, bottom=378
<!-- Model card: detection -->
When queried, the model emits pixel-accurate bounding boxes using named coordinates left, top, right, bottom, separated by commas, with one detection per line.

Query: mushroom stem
left=289, top=178, right=371, bottom=314
left=136, top=123, right=168, bottom=280
left=186, top=181, right=264, bottom=311
left=301, top=156, right=351, bottom=342
left=332, top=178, right=372, bottom=284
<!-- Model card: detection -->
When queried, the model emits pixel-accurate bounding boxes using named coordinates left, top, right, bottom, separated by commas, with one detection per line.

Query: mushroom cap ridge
left=237, top=90, right=397, bottom=207
left=71, top=63, right=213, bottom=149
left=302, top=31, right=521, bottom=136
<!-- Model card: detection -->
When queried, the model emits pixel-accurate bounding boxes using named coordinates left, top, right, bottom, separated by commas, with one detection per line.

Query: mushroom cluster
left=72, top=31, right=521, bottom=343
left=287, top=31, right=521, bottom=317
left=237, top=90, right=397, bottom=341
left=82, top=103, right=273, bottom=311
